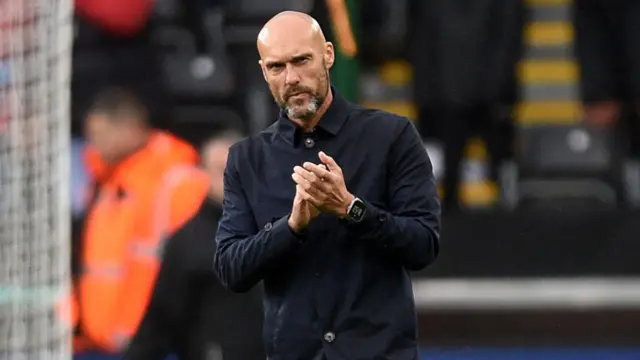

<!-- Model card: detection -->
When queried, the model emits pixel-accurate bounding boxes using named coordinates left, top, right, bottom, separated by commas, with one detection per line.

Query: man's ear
left=258, top=60, right=268, bottom=82
left=324, top=42, right=335, bottom=69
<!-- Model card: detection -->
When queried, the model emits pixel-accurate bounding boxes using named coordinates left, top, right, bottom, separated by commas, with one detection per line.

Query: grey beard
left=285, top=97, right=320, bottom=120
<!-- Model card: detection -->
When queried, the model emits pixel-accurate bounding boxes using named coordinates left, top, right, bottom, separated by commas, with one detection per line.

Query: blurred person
left=71, top=88, right=210, bottom=360
left=409, top=0, right=525, bottom=212
left=574, top=0, right=640, bottom=155
left=214, top=11, right=440, bottom=360
left=124, top=129, right=265, bottom=360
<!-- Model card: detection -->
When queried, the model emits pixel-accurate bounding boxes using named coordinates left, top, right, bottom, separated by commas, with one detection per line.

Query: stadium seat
left=500, top=124, right=624, bottom=209
left=152, top=0, right=182, bottom=24
left=518, top=125, right=615, bottom=176
left=170, top=105, right=244, bottom=146
left=225, top=0, right=312, bottom=20
left=223, top=0, right=313, bottom=45
left=154, top=25, right=235, bottom=101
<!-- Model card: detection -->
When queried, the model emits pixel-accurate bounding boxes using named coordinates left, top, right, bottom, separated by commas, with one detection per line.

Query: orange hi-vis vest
left=71, top=131, right=210, bottom=353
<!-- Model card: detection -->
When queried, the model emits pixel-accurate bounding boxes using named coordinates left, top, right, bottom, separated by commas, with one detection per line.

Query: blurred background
left=66, top=0, right=640, bottom=358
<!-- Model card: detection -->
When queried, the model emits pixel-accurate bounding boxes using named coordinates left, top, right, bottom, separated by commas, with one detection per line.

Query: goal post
left=0, top=0, right=74, bottom=358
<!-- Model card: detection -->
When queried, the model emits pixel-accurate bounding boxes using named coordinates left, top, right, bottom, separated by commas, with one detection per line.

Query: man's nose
left=284, top=66, right=301, bottom=85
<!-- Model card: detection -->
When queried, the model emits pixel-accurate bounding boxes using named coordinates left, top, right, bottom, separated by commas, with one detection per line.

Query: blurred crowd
left=66, top=0, right=640, bottom=358
left=71, top=0, right=640, bottom=216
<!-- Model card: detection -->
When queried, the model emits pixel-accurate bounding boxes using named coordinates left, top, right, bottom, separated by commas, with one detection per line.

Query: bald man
left=215, top=12, right=440, bottom=360
left=257, top=12, right=331, bottom=124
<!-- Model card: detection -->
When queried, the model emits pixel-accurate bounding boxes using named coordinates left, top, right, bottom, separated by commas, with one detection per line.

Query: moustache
left=285, top=87, right=313, bottom=99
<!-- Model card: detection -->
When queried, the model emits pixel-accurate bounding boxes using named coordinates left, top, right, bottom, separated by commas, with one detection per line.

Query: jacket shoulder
left=227, top=123, right=278, bottom=165
left=353, top=106, right=412, bottom=127
left=350, top=105, right=416, bottom=141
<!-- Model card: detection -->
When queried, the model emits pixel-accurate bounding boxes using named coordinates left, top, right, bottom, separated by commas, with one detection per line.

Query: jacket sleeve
left=214, top=147, right=303, bottom=293
left=344, top=118, right=441, bottom=271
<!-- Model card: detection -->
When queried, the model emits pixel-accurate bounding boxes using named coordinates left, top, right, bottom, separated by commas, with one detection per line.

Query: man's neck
left=290, top=89, right=334, bottom=132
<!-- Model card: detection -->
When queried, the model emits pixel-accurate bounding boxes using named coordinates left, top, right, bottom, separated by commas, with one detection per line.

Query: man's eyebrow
left=264, top=53, right=313, bottom=67
left=264, top=60, right=284, bottom=68
left=291, top=53, right=313, bottom=61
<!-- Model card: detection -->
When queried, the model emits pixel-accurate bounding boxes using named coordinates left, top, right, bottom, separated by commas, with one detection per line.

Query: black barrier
left=418, top=309, right=640, bottom=346
left=417, top=209, right=640, bottom=278
left=414, top=209, right=640, bottom=347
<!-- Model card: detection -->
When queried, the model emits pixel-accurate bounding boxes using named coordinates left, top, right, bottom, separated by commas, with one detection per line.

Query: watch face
left=349, top=200, right=367, bottom=222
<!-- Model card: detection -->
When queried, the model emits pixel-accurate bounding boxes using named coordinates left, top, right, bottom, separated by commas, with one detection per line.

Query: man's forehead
left=260, top=35, right=320, bottom=60
left=261, top=36, right=315, bottom=54
left=261, top=46, right=315, bottom=64
left=258, top=19, right=323, bottom=61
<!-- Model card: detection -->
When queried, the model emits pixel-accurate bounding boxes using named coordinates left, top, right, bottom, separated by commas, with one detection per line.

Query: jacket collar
left=277, top=86, right=350, bottom=145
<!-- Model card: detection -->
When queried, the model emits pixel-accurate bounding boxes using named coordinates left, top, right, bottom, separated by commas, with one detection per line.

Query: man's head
left=84, top=88, right=150, bottom=164
left=257, top=11, right=335, bottom=124
left=201, top=129, right=243, bottom=203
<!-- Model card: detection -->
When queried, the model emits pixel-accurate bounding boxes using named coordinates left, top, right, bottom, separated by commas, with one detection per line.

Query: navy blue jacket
left=214, top=89, right=441, bottom=360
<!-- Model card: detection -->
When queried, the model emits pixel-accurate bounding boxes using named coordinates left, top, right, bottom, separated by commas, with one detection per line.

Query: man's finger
left=294, top=166, right=319, bottom=182
left=292, top=172, right=312, bottom=190
left=318, top=151, right=341, bottom=173
left=296, top=165, right=332, bottom=191
left=301, top=163, right=332, bottom=182
left=292, top=172, right=324, bottom=197
left=296, top=185, right=323, bottom=208
left=295, top=185, right=311, bottom=201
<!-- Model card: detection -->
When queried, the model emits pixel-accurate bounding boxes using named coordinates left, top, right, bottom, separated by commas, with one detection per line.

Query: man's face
left=84, top=113, right=131, bottom=164
left=202, top=139, right=234, bottom=202
left=259, top=36, right=332, bottom=121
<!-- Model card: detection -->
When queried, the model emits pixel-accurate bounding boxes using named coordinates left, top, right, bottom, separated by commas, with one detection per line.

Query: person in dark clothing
left=409, top=0, right=524, bottom=212
left=124, top=130, right=265, bottom=360
left=214, top=12, right=440, bottom=360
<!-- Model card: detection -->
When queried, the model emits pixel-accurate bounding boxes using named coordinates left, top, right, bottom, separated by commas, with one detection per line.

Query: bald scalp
left=257, top=11, right=327, bottom=58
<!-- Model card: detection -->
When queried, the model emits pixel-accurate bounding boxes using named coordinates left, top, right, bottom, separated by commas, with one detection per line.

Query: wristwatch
left=345, top=197, right=367, bottom=223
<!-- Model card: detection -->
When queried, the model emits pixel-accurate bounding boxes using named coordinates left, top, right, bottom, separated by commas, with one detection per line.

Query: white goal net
left=0, top=0, right=73, bottom=359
